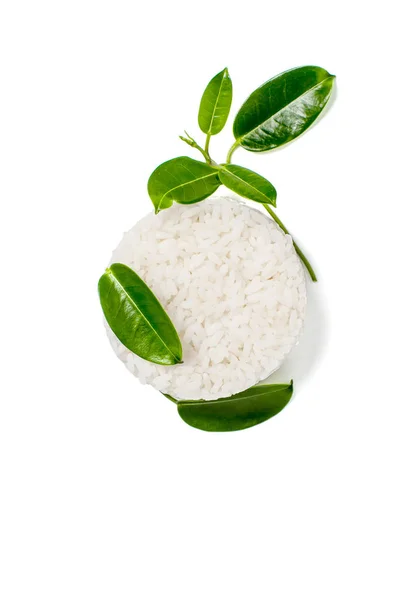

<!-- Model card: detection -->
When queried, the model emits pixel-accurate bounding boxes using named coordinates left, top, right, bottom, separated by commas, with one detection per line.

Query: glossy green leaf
left=98, top=263, right=182, bottom=365
left=219, top=164, right=277, bottom=206
left=233, top=66, right=335, bottom=152
left=198, top=68, right=233, bottom=136
left=174, top=381, right=293, bottom=432
left=147, top=156, right=220, bottom=213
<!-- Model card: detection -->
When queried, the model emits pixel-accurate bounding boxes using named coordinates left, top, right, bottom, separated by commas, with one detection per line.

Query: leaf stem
left=163, top=393, right=178, bottom=404
left=262, top=204, right=317, bottom=282
left=226, top=140, right=240, bottom=164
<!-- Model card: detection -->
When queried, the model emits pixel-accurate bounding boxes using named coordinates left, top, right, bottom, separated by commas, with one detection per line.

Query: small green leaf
left=198, top=68, right=233, bottom=136
left=233, top=66, right=335, bottom=152
left=98, top=263, right=182, bottom=365
left=173, top=381, right=293, bottom=432
left=147, top=156, right=220, bottom=213
left=219, top=164, right=277, bottom=206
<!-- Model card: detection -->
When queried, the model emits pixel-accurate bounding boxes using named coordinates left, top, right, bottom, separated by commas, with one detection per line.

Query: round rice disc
left=105, top=196, right=307, bottom=400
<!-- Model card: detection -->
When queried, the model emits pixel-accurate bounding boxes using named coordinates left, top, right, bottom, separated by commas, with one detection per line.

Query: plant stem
left=226, top=140, right=240, bottom=164
left=204, top=133, right=211, bottom=156
left=262, top=204, right=317, bottom=282
left=179, top=134, right=211, bottom=163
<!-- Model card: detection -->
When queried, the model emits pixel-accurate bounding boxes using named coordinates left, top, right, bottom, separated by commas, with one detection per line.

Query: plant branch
left=179, top=131, right=212, bottom=164
left=262, top=204, right=317, bottom=282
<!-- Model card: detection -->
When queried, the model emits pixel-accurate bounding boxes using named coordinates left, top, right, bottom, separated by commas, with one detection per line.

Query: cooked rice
left=106, top=196, right=306, bottom=400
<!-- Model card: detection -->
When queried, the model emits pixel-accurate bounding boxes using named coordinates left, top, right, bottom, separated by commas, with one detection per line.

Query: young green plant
left=148, top=65, right=335, bottom=282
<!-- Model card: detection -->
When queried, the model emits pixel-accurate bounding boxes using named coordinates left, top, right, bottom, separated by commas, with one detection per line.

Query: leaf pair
left=199, top=65, right=335, bottom=153
left=167, top=381, right=294, bottom=432
left=148, top=157, right=277, bottom=213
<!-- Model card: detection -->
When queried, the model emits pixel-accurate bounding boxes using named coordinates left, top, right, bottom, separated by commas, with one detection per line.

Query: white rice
left=106, top=196, right=307, bottom=400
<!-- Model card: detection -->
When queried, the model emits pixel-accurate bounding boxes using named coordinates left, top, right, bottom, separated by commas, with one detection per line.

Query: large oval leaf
left=233, top=66, right=335, bottom=152
left=98, top=263, right=182, bottom=365
left=219, top=164, right=277, bottom=206
left=148, top=156, right=220, bottom=213
left=174, top=381, right=293, bottom=432
left=198, top=68, right=233, bottom=136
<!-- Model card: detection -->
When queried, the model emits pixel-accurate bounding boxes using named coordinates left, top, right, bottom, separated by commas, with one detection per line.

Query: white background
left=1, top=1, right=398, bottom=598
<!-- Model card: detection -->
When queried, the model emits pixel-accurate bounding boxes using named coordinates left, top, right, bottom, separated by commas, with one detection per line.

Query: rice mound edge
left=105, top=195, right=307, bottom=400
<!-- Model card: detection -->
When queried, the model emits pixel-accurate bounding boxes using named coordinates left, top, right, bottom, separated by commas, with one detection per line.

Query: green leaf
left=218, top=164, right=277, bottom=206
left=98, top=263, right=182, bottom=365
left=174, top=381, right=293, bottom=432
left=198, top=68, right=233, bottom=136
left=147, top=156, right=220, bottom=213
left=233, top=66, right=335, bottom=152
